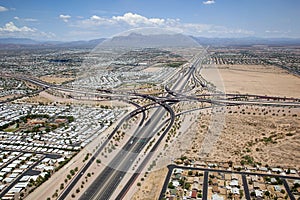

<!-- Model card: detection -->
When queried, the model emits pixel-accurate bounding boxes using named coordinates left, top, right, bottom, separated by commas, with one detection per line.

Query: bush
left=168, top=182, right=175, bottom=189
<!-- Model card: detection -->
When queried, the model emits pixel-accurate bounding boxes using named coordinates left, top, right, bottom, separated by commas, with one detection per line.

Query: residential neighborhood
left=0, top=103, right=124, bottom=199
left=161, top=163, right=300, bottom=200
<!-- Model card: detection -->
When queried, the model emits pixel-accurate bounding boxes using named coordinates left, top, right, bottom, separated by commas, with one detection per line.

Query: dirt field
left=131, top=168, right=168, bottom=200
left=189, top=64, right=300, bottom=168
left=142, top=66, right=163, bottom=73
left=40, top=75, right=74, bottom=84
left=202, top=64, right=300, bottom=98
left=185, top=106, right=300, bottom=169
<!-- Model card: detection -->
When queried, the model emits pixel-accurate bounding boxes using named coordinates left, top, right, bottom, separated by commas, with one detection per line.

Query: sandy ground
left=202, top=64, right=300, bottom=98
left=131, top=168, right=168, bottom=200
left=0, top=94, right=20, bottom=101
left=40, top=76, right=74, bottom=84
left=185, top=106, right=300, bottom=169
left=194, top=64, right=300, bottom=168
left=19, top=91, right=128, bottom=108
left=142, top=66, right=163, bottom=73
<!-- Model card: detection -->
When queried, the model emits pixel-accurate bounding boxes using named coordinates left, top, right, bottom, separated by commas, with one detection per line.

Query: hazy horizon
left=0, top=0, right=299, bottom=41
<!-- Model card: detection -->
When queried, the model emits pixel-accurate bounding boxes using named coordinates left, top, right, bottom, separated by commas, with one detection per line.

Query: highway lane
left=80, top=104, right=173, bottom=200
left=115, top=103, right=175, bottom=199
left=114, top=55, right=204, bottom=200
left=80, top=53, right=202, bottom=200
left=57, top=100, right=152, bottom=199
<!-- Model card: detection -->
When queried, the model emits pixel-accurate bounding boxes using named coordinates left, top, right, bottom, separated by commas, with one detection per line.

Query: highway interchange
left=2, top=50, right=300, bottom=200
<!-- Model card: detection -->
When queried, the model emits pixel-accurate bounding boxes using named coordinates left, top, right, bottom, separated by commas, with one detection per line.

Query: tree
left=70, top=169, right=75, bottom=176
left=67, top=174, right=72, bottom=180
left=184, top=183, right=191, bottom=190
left=265, top=191, right=270, bottom=197
left=168, top=182, right=175, bottom=189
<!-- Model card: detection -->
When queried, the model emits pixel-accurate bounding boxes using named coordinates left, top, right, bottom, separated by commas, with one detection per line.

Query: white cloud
left=203, top=0, right=215, bottom=5
left=70, top=12, right=254, bottom=39
left=14, top=16, right=38, bottom=22
left=0, top=22, right=55, bottom=39
left=59, top=14, right=71, bottom=22
left=76, top=13, right=165, bottom=28
left=0, top=6, right=8, bottom=12
left=0, top=22, right=35, bottom=32
left=112, top=12, right=165, bottom=26
left=76, top=15, right=115, bottom=28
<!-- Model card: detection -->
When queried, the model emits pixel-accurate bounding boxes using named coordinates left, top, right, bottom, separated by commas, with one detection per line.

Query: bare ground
left=186, top=106, right=300, bottom=169
left=202, top=64, right=300, bottom=98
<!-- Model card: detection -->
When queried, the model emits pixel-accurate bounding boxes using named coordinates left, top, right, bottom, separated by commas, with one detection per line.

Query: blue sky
left=0, top=0, right=299, bottom=41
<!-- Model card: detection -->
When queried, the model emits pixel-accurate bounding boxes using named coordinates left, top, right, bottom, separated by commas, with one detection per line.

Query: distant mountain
left=100, top=33, right=199, bottom=48
left=57, top=38, right=105, bottom=48
left=191, top=36, right=300, bottom=46
left=0, top=38, right=41, bottom=45
left=0, top=38, right=105, bottom=49
left=1, top=36, right=300, bottom=49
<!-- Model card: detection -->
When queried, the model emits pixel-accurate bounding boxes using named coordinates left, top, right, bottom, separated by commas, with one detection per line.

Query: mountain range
left=1, top=34, right=300, bottom=49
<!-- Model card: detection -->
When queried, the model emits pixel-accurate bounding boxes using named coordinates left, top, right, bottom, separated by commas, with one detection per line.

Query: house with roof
left=192, top=182, right=199, bottom=191
left=230, top=180, right=239, bottom=187
left=231, top=187, right=240, bottom=195
left=191, top=190, right=197, bottom=199
left=274, top=185, right=281, bottom=192
left=271, top=168, right=282, bottom=173
left=193, top=177, right=199, bottom=183
left=253, top=182, right=260, bottom=189
left=212, top=178, right=218, bottom=186
left=255, top=190, right=263, bottom=198
left=212, top=185, right=220, bottom=193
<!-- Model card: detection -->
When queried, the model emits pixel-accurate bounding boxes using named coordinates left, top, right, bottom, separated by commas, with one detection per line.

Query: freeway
left=79, top=53, right=204, bottom=200
left=57, top=99, right=151, bottom=200
left=79, top=105, right=174, bottom=200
